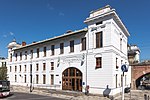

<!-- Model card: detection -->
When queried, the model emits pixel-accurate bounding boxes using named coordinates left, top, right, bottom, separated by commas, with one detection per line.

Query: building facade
left=7, top=5, right=131, bottom=96
left=0, top=57, right=7, bottom=68
left=128, top=45, right=140, bottom=64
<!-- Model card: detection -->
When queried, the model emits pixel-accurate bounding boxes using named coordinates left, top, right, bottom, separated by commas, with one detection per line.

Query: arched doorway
left=136, top=72, right=150, bottom=90
left=62, top=67, right=82, bottom=91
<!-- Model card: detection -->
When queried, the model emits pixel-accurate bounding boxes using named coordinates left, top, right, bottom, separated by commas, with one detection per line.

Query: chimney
left=66, top=30, right=72, bottom=33
left=22, top=41, right=26, bottom=46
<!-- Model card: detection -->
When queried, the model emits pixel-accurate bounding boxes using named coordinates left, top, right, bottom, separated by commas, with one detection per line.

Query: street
left=1, top=92, right=67, bottom=100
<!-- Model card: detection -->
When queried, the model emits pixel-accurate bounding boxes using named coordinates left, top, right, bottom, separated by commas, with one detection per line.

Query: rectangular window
left=121, top=75, right=123, bottom=87
left=20, top=52, right=22, bottom=60
left=116, top=74, right=118, bottom=88
left=70, top=40, right=74, bottom=52
left=19, top=65, right=21, bottom=72
left=43, top=63, right=46, bottom=71
left=43, top=47, right=46, bottom=57
left=36, top=75, right=39, bottom=84
left=51, top=74, right=54, bottom=85
left=25, top=51, right=27, bottom=60
left=116, top=58, right=118, bottom=69
left=51, top=62, right=54, bottom=70
left=15, top=53, right=17, bottom=61
left=96, top=21, right=103, bottom=25
left=37, top=48, right=39, bottom=58
left=43, top=75, right=46, bottom=84
left=96, top=32, right=103, bottom=48
left=10, top=53, right=12, bottom=62
left=15, top=75, right=17, bottom=82
left=120, top=38, right=122, bottom=51
left=30, top=64, right=32, bottom=73
left=30, top=50, right=33, bottom=59
left=81, top=37, right=86, bottom=51
left=10, top=66, right=12, bottom=72
left=15, top=66, right=17, bottom=72
left=96, top=57, right=102, bottom=69
left=60, top=43, right=64, bottom=54
left=121, top=60, right=123, bottom=65
left=24, top=75, right=26, bottom=83
left=51, top=45, right=55, bottom=55
left=24, top=65, right=26, bottom=72
left=36, top=64, right=39, bottom=71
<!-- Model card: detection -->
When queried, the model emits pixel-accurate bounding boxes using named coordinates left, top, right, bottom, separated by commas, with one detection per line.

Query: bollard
left=85, top=85, right=89, bottom=95
left=144, top=94, right=147, bottom=100
left=148, top=95, right=149, bottom=100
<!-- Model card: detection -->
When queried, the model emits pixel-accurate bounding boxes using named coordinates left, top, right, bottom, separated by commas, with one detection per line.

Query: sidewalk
left=114, top=90, right=150, bottom=100
left=10, top=85, right=110, bottom=100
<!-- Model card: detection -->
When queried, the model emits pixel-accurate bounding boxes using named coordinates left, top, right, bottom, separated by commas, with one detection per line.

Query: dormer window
left=96, top=21, right=103, bottom=25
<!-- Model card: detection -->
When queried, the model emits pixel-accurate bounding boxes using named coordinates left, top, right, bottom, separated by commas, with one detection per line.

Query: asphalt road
left=1, top=92, right=67, bottom=100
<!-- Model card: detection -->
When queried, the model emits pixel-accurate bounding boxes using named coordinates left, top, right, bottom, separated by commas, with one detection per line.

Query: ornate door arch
left=62, top=67, right=82, bottom=91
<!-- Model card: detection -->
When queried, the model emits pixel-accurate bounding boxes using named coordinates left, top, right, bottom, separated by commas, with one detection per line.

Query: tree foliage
left=0, top=66, right=7, bottom=80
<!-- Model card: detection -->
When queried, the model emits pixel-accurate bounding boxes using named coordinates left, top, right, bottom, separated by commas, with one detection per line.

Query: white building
left=128, top=45, right=140, bottom=64
left=7, top=5, right=131, bottom=96
left=0, top=57, right=7, bottom=67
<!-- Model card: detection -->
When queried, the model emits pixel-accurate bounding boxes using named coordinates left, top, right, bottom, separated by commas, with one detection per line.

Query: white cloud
left=10, top=32, right=14, bottom=36
left=59, top=12, right=65, bottom=16
left=3, top=35, right=7, bottom=38
left=47, top=3, right=54, bottom=10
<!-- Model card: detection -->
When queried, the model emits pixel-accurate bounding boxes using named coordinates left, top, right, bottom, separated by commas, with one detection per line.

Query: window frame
left=96, top=57, right=102, bottom=69
left=43, top=63, right=46, bottom=71
left=20, top=52, right=22, bottom=60
left=15, top=53, right=17, bottom=61
left=96, top=32, right=103, bottom=48
left=70, top=40, right=74, bottom=53
left=51, top=74, right=54, bottom=85
left=51, top=62, right=54, bottom=70
left=25, top=51, right=27, bottom=60
left=36, top=63, right=39, bottom=71
left=51, top=45, right=55, bottom=55
left=43, top=47, right=46, bottom=57
left=60, top=43, right=64, bottom=54
left=30, top=50, right=33, bottom=59
left=81, top=37, right=86, bottom=51
left=37, top=48, right=39, bottom=58
left=43, top=74, right=46, bottom=84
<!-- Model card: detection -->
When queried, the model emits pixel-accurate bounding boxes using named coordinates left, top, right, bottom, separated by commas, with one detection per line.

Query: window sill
left=69, top=51, right=74, bottom=53
left=95, top=66, right=102, bottom=69
left=50, top=70, right=54, bottom=73
left=95, top=47, right=103, bottom=49
left=80, top=50, right=86, bottom=52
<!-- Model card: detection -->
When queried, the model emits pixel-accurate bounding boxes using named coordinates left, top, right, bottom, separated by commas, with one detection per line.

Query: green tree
left=0, top=66, right=7, bottom=80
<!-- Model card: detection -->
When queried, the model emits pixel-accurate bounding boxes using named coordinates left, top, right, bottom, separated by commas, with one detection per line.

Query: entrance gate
left=62, top=67, right=82, bottom=91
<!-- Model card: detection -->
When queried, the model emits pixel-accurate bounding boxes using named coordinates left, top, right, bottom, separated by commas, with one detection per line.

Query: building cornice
left=14, top=28, right=87, bottom=51
left=84, top=9, right=130, bottom=37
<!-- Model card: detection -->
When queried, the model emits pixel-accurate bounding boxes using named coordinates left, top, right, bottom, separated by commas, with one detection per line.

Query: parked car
left=0, top=80, right=10, bottom=97
left=124, top=87, right=130, bottom=93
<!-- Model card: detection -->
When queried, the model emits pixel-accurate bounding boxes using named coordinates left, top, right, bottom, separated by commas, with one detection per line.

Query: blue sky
left=0, top=0, right=150, bottom=60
